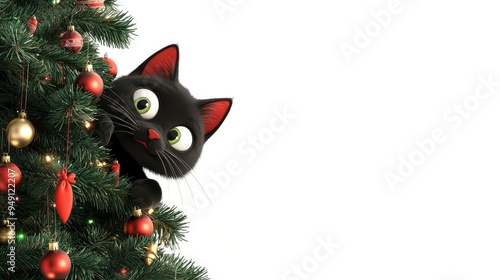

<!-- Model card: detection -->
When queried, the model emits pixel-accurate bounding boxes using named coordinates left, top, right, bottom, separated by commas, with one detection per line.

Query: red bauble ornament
left=40, top=241, right=71, bottom=280
left=75, top=0, right=105, bottom=10
left=28, top=16, right=38, bottom=35
left=102, top=53, right=118, bottom=77
left=74, top=64, right=104, bottom=98
left=0, top=154, right=22, bottom=194
left=124, top=208, right=154, bottom=236
left=55, top=168, right=75, bottom=224
left=59, top=25, right=83, bottom=53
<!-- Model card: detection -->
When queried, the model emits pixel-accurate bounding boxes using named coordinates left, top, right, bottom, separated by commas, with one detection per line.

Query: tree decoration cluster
left=0, top=1, right=209, bottom=279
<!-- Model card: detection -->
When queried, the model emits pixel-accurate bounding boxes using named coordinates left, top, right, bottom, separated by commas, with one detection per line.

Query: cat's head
left=100, top=45, right=232, bottom=178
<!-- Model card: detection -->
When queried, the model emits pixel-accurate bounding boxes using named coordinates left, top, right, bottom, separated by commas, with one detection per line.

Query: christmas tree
left=0, top=0, right=208, bottom=279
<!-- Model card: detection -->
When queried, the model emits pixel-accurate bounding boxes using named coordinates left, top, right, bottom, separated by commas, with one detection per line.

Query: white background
left=101, top=1, right=500, bottom=279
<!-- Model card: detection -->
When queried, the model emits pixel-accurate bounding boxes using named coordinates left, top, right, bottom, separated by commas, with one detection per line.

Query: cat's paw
left=131, top=179, right=163, bottom=208
left=91, top=110, right=114, bottom=145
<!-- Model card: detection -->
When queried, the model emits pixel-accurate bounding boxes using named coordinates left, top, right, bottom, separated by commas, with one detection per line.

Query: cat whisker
left=100, top=93, right=130, bottom=114
left=162, top=150, right=210, bottom=209
left=101, top=91, right=138, bottom=117
left=102, top=106, right=140, bottom=130
left=112, top=130, right=134, bottom=135
left=165, top=150, right=206, bottom=191
left=108, top=105, right=140, bottom=128
left=157, top=150, right=184, bottom=208
left=179, top=170, right=201, bottom=211
left=162, top=151, right=198, bottom=209
left=185, top=169, right=212, bottom=207
left=155, top=150, right=169, bottom=179
left=108, top=115, right=138, bottom=131
left=101, top=94, right=140, bottom=127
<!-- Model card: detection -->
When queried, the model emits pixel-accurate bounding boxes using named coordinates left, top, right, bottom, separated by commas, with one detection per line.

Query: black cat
left=94, top=45, right=232, bottom=209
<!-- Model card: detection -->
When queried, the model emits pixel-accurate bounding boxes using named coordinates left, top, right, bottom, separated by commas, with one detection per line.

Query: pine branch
left=0, top=22, right=37, bottom=62
left=151, top=204, right=190, bottom=248
left=120, top=254, right=210, bottom=280
left=73, top=7, right=136, bottom=49
left=44, top=86, right=97, bottom=131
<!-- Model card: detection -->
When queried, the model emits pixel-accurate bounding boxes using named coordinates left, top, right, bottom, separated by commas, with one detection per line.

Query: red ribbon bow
left=55, top=168, right=75, bottom=224
left=57, top=168, right=76, bottom=185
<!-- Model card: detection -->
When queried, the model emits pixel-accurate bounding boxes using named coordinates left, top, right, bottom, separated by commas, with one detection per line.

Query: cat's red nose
left=148, top=128, right=161, bottom=140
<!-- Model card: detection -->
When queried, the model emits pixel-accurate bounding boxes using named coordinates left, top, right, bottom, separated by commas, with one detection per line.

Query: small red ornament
left=74, top=64, right=104, bottom=97
left=124, top=208, right=154, bottom=236
left=111, top=160, right=120, bottom=187
left=40, top=241, right=71, bottom=280
left=28, top=16, right=38, bottom=35
left=102, top=53, right=118, bottom=77
left=0, top=154, right=22, bottom=194
left=55, top=168, right=75, bottom=224
left=59, top=25, right=83, bottom=53
left=75, top=0, right=105, bottom=10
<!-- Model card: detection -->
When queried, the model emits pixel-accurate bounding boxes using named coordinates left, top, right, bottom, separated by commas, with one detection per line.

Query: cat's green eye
left=135, top=97, right=151, bottom=114
left=168, top=126, right=192, bottom=152
left=168, top=127, right=181, bottom=145
left=133, top=89, right=159, bottom=119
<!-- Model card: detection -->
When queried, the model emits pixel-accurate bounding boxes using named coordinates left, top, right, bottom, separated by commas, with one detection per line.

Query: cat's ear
left=130, top=44, right=179, bottom=80
left=199, top=98, right=232, bottom=141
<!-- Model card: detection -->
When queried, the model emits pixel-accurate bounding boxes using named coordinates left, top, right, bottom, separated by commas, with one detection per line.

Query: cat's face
left=100, top=45, right=231, bottom=178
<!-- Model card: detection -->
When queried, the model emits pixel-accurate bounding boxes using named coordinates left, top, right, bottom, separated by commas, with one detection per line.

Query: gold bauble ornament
left=145, top=242, right=158, bottom=265
left=7, top=111, right=35, bottom=148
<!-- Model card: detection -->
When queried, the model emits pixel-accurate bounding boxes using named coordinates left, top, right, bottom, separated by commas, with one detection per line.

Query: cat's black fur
left=94, top=45, right=232, bottom=208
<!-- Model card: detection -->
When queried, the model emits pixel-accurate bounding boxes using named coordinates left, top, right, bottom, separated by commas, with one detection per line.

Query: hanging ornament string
left=46, top=192, right=55, bottom=240
left=19, top=63, right=24, bottom=112
left=75, top=36, right=104, bottom=98
left=1, top=129, right=10, bottom=155
left=19, top=65, right=24, bottom=111
left=65, top=105, right=73, bottom=167
left=86, top=36, right=90, bottom=63
left=7, top=64, right=35, bottom=148
left=54, top=105, right=76, bottom=224
left=0, top=0, right=13, bottom=13
left=19, top=64, right=30, bottom=113
left=70, top=8, right=75, bottom=25
left=24, top=65, right=29, bottom=111
left=47, top=186, right=65, bottom=240
left=46, top=193, right=50, bottom=235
